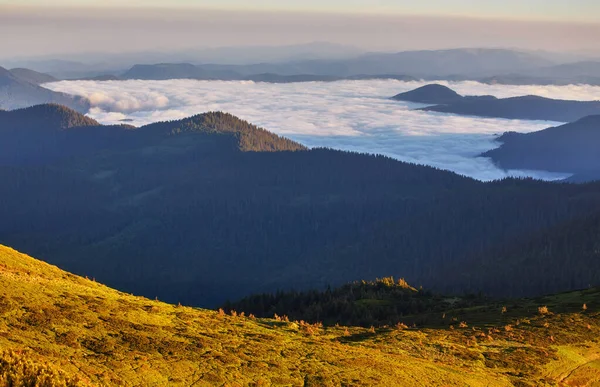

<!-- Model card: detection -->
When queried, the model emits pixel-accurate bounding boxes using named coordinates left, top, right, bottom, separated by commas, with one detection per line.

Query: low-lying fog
left=46, top=79, right=600, bottom=181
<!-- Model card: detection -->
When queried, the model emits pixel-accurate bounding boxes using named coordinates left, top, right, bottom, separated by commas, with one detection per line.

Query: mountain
left=142, top=111, right=306, bottom=152
left=0, top=59, right=123, bottom=80
left=392, top=84, right=464, bottom=104
left=123, top=65, right=418, bottom=82
left=479, top=74, right=600, bottom=86
left=537, top=61, right=600, bottom=78
left=186, top=41, right=364, bottom=64
left=2, top=104, right=600, bottom=309
left=123, top=63, right=242, bottom=80
left=482, top=115, right=600, bottom=176
left=122, top=48, right=554, bottom=80
left=394, top=84, right=600, bottom=122
left=1, top=244, right=599, bottom=386
left=8, top=68, right=58, bottom=84
left=0, top=103, right=99, bottom=129
left=0, top=105, right=304, bottom=164
left=0, top=66, right=89, bottom=112
left=11, top=48, right=598, bottom=85
left=477, top=61, right=600, bottom=86
left=344, top=48, right=552, bottom=77
left=421, top=95, right=600, bottom=122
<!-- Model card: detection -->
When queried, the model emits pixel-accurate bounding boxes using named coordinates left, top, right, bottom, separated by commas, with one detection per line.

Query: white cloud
left=46, top=79, right=594, bottom=181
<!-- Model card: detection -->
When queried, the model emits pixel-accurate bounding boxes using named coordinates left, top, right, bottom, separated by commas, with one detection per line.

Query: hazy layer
left=1, top=7, right=599, bottom=59
left=46, top=79, right=595, bottom=181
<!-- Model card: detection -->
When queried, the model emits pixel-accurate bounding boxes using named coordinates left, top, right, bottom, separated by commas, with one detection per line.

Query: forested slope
left=1, top=104, right=600, bottom=307
left=482, top=115, right=600, bottom=176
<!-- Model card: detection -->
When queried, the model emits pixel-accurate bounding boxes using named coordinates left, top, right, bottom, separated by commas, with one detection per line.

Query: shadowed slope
left=9, top=68, right=58, bottom=85
left=393, top=84, right=600, bottom=122
left=0, top=67, right=89, bottom=112
left=482, top=115, right=600, bottom=176
left=141, top=111, right=307, bottom=152
left=0, top=104, right=99, bottom=130
left=0, top=105, right=305, bottom=164
left=422, top=95, right=600, bottom=122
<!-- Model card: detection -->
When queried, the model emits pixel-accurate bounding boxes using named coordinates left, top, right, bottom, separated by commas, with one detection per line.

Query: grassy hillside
left=1, top=245, right=599, bottom=386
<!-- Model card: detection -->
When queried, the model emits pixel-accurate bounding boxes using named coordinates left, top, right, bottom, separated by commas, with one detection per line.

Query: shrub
left=0, top=350, right=82, bottom=387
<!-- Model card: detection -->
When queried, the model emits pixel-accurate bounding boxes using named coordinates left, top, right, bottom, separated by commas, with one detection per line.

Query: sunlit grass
left=0, top=245, right=598, bottom=386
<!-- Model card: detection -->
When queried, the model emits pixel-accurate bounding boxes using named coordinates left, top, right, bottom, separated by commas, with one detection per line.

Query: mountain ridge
left=0, top=104, right=305, bottom=164
left=0, top=66, right=89, bottom=112
left=8, top=67, right=58, bottom=84
left=2, top=103, right=600, bottom=307
left=392, top=83, right=600, bottom=122
left=482, top=115, right=600, bottom=176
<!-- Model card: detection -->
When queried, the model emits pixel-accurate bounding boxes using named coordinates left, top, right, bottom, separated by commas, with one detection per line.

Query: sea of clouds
left=46, top=79, right=600, bottom=181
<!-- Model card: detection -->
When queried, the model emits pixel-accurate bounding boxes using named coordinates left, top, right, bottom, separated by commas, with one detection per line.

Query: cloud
left=46, top=79, right=595, bottom=181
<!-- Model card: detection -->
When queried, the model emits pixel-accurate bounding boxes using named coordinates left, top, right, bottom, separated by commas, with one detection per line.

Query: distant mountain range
left=1, top=104, right=600, bottom=307
left=119, top=49, right=553, bottom=80
left=116, top=49, right=600, bottom=85
left=483, top=115, right=600, bottom=181
left=393, top=84, right=600, bottom=122
left=481, top=61, right=600, bottom=86
left=2, top=42, right=364, bottom=78
left=5, top=48, right=600, bottom=85
left=0, top=66, right=88, bottom=111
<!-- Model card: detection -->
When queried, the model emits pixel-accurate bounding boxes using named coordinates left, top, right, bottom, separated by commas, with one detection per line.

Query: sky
left=3, top=0, right=600, bottom=22
left=1, top=1, right=599, bottom=60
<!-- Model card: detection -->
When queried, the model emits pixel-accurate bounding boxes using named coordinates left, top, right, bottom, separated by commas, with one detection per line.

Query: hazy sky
left=3, top=0, right=600, bottom=21
left=1, top=1, right=599, bottom=60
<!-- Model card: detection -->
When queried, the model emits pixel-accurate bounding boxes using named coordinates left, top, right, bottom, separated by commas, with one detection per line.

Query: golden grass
left=0, top=245, right=599, bottom=386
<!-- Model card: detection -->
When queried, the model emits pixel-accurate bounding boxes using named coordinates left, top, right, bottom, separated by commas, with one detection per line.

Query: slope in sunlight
left=1, top=245, right=599, bottom=386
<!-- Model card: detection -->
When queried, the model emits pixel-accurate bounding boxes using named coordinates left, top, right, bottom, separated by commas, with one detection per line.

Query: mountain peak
left=392, top=84, right=463, bottom=104
left=0, top=68, right=90, bottom=112
left=142, top=111, right=307, bottom=152
left=9, top=68, right=58, bottom=85
left=1, top=103, right=99, bottom=130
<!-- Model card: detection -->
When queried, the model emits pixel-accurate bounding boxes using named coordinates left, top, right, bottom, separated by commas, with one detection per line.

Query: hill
left=0, top=66, right=88, bottom=112
left=0, top=105, right=304, bottom=164
left=1, top=245, right=599, bottom=386
left=393, top=84, right=600, bottom=122
left=482, top=115, right=600, bottom=176
left=392, top=84, right=466, bottom=104
left=2, top=104, right=600, bottom=308
left=8, top=68, right=58, bottom=84
left=0, top=103, right=99, bottom=130
left=142, top=111, right=307, bottom=152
